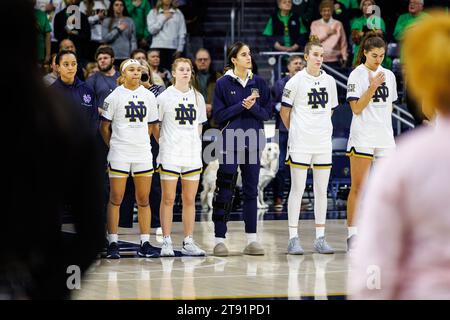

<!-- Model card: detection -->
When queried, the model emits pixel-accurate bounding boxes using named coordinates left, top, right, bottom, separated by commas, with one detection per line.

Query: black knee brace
left=212, top=170, right=238, bottom=223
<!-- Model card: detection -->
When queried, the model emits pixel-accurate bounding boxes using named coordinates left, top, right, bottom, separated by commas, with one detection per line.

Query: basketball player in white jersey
left=281, top=36, right=339, bottom=255
left=156, top=58, right=207, bottom=257
left=345, top=32, right=398, bottom=251
left=100, top=59, right=160, bottom=259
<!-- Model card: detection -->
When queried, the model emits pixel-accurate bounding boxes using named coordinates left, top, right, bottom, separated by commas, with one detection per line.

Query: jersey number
left=125, top=101, right=147, bottom=122
left=307, top=88, right=328, bottom=109
left=175, top=103, right=196, bottom=125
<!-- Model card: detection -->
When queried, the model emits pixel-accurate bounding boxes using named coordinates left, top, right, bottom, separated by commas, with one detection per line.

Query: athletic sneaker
left=213, top=242, right=229, bottom=257
left=313, top=237, right=335, bottom=254
left=287, top=236, right=304, bottom=255
left=347, top=235, right=357, bottom=252
left=106, top=242, right=120, bottom=259
left=137, top=241, right=159, bottom=258
left=243, top=241, right=265, bottom=255
left=160, top=239, right=175, bottom=257
left=182, top=241, right=206, bottom=256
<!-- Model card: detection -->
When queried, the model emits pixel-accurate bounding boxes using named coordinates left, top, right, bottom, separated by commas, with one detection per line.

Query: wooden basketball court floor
left=68, top=212, right=350, bottom=300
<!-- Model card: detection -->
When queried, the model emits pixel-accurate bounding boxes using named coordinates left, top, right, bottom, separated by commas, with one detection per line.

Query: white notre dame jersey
left=102, top=85, right=159, bottom=162
left=282, top=69, right=338, bottom=154
left=346, top=64, right=398, bottom=148
left=157, top=86, right=207, bottom=167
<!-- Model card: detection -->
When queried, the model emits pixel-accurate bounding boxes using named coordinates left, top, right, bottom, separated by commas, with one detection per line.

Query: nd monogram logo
left=125, top=101, right=147, bottom=122
left=175, top=103, right=196, bottom=125
left=372, top=83, right=389, bottom=103
left=307, top=88, right=328, bottom=109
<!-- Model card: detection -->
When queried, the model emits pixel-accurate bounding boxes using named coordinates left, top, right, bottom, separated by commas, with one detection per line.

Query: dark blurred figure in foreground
left=0, top=0, right=104, bottom=299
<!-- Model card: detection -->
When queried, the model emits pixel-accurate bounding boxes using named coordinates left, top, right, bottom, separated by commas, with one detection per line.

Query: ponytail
left=353, top=31, right=386, bottom=68
left=304, top=35, right=322, bottom=56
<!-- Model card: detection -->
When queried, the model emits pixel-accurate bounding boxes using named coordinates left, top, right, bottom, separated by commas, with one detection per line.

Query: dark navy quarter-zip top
left=51, top=77, right=98, bottom=132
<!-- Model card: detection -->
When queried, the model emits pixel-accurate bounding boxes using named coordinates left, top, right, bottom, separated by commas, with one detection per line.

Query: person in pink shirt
left=349, top=11, right=450, bottom=299
left=310, top=0, right=348, bottom=70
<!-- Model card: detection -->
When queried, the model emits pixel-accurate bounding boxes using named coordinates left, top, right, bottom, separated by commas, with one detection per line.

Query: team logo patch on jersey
left=372, top=83, right=389, bottom=103
left=175, top=103, right=197, bottom=125
left=125, top=101, right=147, bottom=122
left=307, top=88, right=328, bottom=109
left=283, top=88, right=292, bottom=98
left=83, top=94, right=92, bottom=104
left=103, top=101, right=109, bottom=111
left=347, top=83, right=356, bottom=93
left=251, top=88, right=260, bottom=97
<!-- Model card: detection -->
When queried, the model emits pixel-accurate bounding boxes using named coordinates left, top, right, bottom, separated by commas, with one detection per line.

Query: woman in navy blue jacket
left=50, top=49, right=98, bottom=133
left=211, top=42, right=272, bottom=256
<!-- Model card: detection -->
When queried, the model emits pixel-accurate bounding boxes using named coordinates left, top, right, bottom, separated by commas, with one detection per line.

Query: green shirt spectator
left=35, top=8, right=52, bottom=63
left=123, top=0, right=151, bottom=45
left=263, top=12, right=307, bottom=48
left=338, top=0, right=359, bottom=9
left=394, top=0, right=426, bottom=41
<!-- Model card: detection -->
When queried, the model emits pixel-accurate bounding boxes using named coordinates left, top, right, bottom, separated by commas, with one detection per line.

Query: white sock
left=163, top=235, right=172, bottom=243
left=289, top=226, right=298, bottom=239
left=108, top=233, right=118, bottom=244
left=215, top=237, right=225, bottom=245
left=316, top=227, right=325, bottom=239
left=184, top=235, right=193, bottom=244
left=140, top=234, right=150, bottom=244
left=288, top=167, right=307, bottom=239
left=348, top=226, right=358, bottom=238
left=313, top=168, right=330, bottom=227
left=246, top=233, right=257, bottom=245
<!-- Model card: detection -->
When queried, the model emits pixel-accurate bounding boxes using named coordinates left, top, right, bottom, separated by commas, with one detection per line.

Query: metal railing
left=259, top=51, right=415, bottom=132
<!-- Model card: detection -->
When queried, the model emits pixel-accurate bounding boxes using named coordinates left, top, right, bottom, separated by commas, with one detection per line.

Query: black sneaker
left=106, top=242, right=120, bottom=259
left=138, top=241, right=159, bottom=258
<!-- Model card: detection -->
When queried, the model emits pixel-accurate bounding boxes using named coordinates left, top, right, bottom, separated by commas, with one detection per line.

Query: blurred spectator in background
left=84, top=61, right=99, bottom=78
left=34, top=0, right=52, bottom=66
left=393, top=0, right=426, bottom=41
left=271, top=55, right=305, bottom=209
left=263, top=0, right=307, bottom=53
left=147, top=0, right=187, bottom=71
left=86, top=45, right=119, bottom=114
left=124, top=0, right=152, bottom=49
left=351, top=0, right=391, bottom=69
left=291, top=0, right=320, bottom=29
left=54, top=0, right=91, bottom=61
left=43, top=53, right=59, bottom=86
left=350, top=11, right=450, bottom=299
left=192, top=48, right=221, bottom=167
left=80, top=0, right=110, bottom=60
left=192, top=48, right=220, bottom=123
left=310, top=0, right=348, bottom=70
left=1, top=1, right=104, bottom=299
left=263, top=0, right=307, bottom=79
left=102, top=0, right=137, bottom=67
left=147, top=48, right=171, bottom=88
left=34, top=0, right=66, bottom=54
left=130, top=48, right=147, bottom=64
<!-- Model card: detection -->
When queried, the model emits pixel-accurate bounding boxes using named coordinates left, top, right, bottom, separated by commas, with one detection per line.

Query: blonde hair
left=402, top=10, right=450, bottom=117
left=171, top=57, right=200, bottom=105
left=171, top=57, right=195, bottom=87
left=304, top=35, right=323, bottom=56
left=117, top=59, right=141, bottom=86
